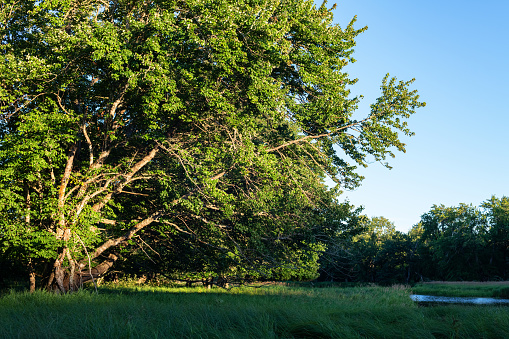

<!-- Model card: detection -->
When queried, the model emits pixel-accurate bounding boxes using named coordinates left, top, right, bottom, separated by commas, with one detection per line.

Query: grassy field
left=412, top=281, right=509, bottom=298
left=1, top=284, right=509, bottom=338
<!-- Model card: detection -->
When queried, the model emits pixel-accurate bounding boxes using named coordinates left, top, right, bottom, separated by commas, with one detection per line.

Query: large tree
left=0, top=0, right=424, bottom=292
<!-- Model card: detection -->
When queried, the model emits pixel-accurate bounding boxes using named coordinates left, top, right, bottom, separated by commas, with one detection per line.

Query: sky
left=323, top=1, right=509, bottom=232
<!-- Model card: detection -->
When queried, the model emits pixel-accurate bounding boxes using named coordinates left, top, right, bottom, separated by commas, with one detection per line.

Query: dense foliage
left=0, top=0, right=424, bottom=292
left=320, top=196, right=509, bottom=284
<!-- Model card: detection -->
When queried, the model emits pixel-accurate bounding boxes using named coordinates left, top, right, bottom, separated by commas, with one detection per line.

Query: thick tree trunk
left=53, top=250, right=67, bottom=293
left=29, top=272, right=36, bottom=293
left=48, top=253, right=118, bottom=292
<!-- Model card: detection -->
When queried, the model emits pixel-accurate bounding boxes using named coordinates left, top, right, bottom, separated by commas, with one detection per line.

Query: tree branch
left=57, top=142, right=79, bottom=233
left=85, top=211, right=163, bottom=262
left=266, top=113, right=384, bottom=153
left=82, top=123, right=94, bottom=166
left=92, top=145, right=159, bottom=212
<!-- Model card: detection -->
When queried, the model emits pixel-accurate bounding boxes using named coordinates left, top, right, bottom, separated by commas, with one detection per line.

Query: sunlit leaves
left=0, top=0, right=424, bottom=286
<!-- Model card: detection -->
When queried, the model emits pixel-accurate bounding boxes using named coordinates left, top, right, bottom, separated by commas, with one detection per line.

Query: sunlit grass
left=1, top=284, right=508, bottom=338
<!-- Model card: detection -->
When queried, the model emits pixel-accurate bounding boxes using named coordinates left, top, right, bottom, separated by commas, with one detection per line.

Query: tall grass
left=0, top=284, right=508, bottom=338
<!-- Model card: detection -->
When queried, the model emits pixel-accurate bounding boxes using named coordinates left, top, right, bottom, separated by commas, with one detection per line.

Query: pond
left=411, top=294, right=509, bottom=306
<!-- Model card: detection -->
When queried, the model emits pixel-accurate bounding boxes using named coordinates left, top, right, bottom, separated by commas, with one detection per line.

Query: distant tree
left=372, top=231, right=416, bottom=284
left=483, top=196, right=509, bottom=279
left=319, top=215, right=410, bottom=283
left=320, top=198, right=509, bottom=285
left=316, top=202, right=366, bottom=282
left=355, top=216, right=396, bottom=243
left=418, top=204, right=489, bottom=280
left=0, top=0, right=424, bottom=292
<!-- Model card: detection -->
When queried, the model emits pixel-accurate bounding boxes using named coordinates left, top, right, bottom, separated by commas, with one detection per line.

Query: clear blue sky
left=324, top=1, right=509, bottom=232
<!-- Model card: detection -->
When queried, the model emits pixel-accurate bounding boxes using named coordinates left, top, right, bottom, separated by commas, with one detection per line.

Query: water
left=411, top=294, right=509, bottom=305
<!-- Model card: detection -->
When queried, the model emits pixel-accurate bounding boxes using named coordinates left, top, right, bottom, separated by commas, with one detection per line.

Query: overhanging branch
left=84, top=210, right=164, bottom=263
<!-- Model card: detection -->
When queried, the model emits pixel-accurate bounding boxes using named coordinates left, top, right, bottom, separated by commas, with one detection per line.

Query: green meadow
left=1, top=284, right=509, bottom=338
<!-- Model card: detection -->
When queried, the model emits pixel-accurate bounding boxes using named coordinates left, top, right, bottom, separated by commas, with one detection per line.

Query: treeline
left=4, top=196, right=507, bottom=289
left=319, top=196, right=509, bottom=285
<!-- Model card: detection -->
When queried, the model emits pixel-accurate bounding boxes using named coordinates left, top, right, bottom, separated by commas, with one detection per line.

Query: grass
left=412, top=281, right=509, bottom=298
left=0, top=284, right=508, bottom=338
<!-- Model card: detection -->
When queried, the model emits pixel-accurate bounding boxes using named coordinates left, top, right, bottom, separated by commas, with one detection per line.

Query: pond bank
left=411, top=281, right=509, bottom=298
left=411, top=294, right=509, bottom=305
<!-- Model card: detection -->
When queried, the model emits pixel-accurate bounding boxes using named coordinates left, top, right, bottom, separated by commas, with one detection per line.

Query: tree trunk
left=28, top=259, right=36, bottom=293
left=54, top=250, right=67, bottom=293
left=29, top=272, right=36, bottom=293
left=48, top=253, right=118, bottom=292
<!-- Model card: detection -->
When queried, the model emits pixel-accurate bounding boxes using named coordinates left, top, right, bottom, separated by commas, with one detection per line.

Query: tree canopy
left=318, top=196, right=509, bottom=285
left=0, top=0, right=424, bottom=292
